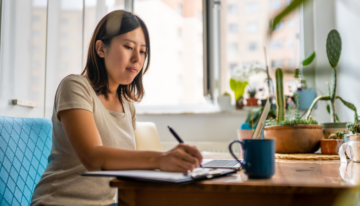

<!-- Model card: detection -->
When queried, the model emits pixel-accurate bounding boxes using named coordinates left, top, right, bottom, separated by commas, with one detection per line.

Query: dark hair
left=81, top=10, right=150, bottom=103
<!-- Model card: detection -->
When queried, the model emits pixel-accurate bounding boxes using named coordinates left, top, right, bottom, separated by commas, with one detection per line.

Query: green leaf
left=270, top=0, right=309, bottom=31
left=302, top=51, right=316, bottom=66
left=326, top=104, right=340, bottom=122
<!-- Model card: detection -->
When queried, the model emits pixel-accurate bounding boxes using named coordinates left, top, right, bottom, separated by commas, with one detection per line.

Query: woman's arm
left=59, top=109, right=202, bottom=172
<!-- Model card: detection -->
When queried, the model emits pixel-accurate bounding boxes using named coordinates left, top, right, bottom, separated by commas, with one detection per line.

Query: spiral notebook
left=81, top=168, right=236, bottom=183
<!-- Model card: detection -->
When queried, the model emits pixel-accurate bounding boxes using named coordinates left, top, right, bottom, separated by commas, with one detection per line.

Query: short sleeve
left=55, top=75, right=93, bottom=121
left=129, top=101, right=137, bottom=130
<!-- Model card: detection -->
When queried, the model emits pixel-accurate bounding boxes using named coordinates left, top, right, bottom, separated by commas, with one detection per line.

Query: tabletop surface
left=110, top=152, right=358, bottom=192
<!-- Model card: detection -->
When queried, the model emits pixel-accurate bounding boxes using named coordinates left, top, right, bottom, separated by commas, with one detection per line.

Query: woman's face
left=97, top=27, right=147, bottom=86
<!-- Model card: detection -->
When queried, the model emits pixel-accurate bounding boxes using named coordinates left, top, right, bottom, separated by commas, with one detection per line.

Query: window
left=221, top=0, right=301, bottom=99
left=32, top=31, right=41, bottom=38
left=288, top=59, right=294, bottom=67
left=271, top=60, right=283, bottom=68
left=229, top=63, right=238, bottom=72
left=176, top=4, right=183, bottom=15
left=247, top=42, right=258, bottom=51
left=286, top=0, right=292, bottom=6
left=287, top=38, right=294, bottom=48
left=229, top=24, right=238, bottom=33
left=59, top=47, right=68, bottom=55
left=32, top=16, right=41, bottom=23
left=270, top=0, right=282, bottom=10
left=229, top=43, right=238, bottom=53
left=246, top=3, right=259, bottom=13
left=270, top=39, right=283, bottom=50
left=60, top=33, right=68, bottom=40
left=134, top=0, right=206, bottom=106
left=228, top=5, right=238, bottom=14
left=59, top=62, right=68, bottom=70
left=246, top=22, right=258, bottom=32
left=60, top=18, right=68, bottom=25
left=274, top=21, right=284, bottom=30
left=288, top=18, right=294, bottom=28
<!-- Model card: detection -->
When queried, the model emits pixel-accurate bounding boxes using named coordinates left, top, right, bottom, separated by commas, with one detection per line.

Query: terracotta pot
left=320, top=139, right=344, bottom=155
left=264, top=124, right=323, bottom=153
left=321, top=122, right=348, bottom=139
left=246, top=97, right=258, bottom=106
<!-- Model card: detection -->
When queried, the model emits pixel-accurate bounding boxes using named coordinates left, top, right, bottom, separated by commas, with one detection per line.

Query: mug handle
left=228, top=140, right=244, bottom=166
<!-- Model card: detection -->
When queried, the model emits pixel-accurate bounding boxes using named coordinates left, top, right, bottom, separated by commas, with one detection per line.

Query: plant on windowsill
left=264, top=68, right=323, bottom=153
left=217, top=92, right=232, bottom=111
left=230, top=61, right=265, bottom=110
left=246, top=87, right=258, bottom=106
left=304, top=30, right=358, bottom=139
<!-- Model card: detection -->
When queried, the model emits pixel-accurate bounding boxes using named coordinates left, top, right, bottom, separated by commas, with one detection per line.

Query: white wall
left=312, top=0, right=360, bottom=123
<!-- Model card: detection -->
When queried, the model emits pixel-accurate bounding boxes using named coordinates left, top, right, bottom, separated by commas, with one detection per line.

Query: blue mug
left=229, top=139, right=275, bottom=179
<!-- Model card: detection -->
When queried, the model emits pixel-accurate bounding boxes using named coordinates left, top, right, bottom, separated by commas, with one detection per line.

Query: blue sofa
left=0, top=116, right=52, bottom=206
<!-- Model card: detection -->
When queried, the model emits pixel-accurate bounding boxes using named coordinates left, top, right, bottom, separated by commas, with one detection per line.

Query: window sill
left=135, top=104, right=258, bottom=115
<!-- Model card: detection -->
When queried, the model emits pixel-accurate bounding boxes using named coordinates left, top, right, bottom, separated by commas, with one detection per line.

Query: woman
left=31, top=10, right=202, bottom=206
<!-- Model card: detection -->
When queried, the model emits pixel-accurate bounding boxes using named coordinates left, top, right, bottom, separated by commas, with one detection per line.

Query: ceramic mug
left=229, top=139, right=275, bottom=179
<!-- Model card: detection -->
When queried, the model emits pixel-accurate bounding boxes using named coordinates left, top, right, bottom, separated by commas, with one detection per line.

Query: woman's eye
left=125, top=45, right=133, bottom=50
left=140, top=51, right=146, bottom=55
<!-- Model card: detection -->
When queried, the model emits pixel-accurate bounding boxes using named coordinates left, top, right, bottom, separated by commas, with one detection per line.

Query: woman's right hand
left=158, top=144, right=203, bottom=173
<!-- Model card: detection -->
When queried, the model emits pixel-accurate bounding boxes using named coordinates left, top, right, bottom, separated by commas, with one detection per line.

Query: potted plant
left=305, top=30, right=358, bottom=139
left=293, top=67, right=317, bottom=110
left=230, top=79, right=248, bottom=109
left=217, top=92, right=231, bottom=111
left=246, top=87, right=258, bottom=106
left=321, top=132, right=345, bottom=155
left=264, top=68, right=323, bottom=153
left=230, top=61, right=265, bottom=109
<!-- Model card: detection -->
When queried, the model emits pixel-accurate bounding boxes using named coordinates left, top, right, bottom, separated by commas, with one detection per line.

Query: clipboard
left=81, top=168, right=236, bottom=183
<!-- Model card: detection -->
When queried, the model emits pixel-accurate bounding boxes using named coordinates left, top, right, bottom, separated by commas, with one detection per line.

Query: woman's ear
left=95, top=40, right=106, bottom=58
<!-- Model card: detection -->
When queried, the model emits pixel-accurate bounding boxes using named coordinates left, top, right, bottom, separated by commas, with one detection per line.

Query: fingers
left=173, top=148, right=199, bottom=166
left=179, top=144, right=203, bottom=164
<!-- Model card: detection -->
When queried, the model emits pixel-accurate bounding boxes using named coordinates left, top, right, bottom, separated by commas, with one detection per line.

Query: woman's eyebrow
left=123, top=39, right=147, bottom=47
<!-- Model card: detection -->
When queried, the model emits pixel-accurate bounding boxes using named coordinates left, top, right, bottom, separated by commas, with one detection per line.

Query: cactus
left=306, top=29, right=358, bottom=123
left=275, top=68, right=285, bottom=122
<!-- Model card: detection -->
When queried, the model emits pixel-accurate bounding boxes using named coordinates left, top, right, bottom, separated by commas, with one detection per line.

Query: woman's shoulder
left=58, top=74, right=91, bottom=92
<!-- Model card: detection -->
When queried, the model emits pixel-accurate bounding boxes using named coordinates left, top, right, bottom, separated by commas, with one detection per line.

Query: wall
left=312, top=0, right=360, bottom=123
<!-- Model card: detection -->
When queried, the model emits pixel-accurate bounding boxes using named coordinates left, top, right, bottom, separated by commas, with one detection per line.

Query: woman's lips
left=126, top=67, right=138, bottom=73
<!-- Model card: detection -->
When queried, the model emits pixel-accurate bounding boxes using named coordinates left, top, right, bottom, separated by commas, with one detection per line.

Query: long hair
left=81, top=10, right=150, bottom=103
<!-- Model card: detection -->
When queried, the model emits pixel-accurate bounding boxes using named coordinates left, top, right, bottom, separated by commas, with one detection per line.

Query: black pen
left=167, top=126, right=203, bottom=168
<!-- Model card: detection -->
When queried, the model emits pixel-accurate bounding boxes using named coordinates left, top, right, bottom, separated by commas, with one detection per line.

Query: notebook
left=203, top=99, right=271, bottom=169
left=81, top=168, right=236, bottom=183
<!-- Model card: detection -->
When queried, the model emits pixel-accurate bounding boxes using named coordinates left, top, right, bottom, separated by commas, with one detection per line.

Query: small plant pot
left=321, top=122, right=348, bottom=139
left=217, top=95, right=231, bottom=111
left=264, top=124, right=323, bottom=153
left=246, top=97, right=258, bottom=106
left=294, top=89, right=317, bottom=110
left=320, top=139, right=344, bottom=155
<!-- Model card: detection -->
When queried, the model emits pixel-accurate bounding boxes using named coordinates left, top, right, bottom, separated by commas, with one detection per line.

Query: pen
left=167, top=126, right=203, bottom=168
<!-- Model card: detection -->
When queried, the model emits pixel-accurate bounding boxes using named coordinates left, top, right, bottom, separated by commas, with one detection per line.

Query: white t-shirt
left=31, top=74, right=136, bottom=206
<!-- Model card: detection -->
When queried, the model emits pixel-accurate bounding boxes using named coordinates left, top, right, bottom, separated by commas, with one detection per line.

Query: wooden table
left=110, top=152, right=358, bottom=206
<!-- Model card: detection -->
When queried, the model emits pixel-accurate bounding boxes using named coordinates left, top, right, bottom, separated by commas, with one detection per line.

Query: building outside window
left=229, top=24, right=238, bottom=33
left=270, top=39, right=283, bottom=50
left=247, top=42, right=258, bottom=52
left=229, top=43, right=238, bottom=53
left=271, top=59, right=283, bottom=68
left=270, top=0, right=282, bottom=10
left=246, top=2, right=259, bottom=13
left=246, top=22, right=258, bottom=32
left=220, top=0, right=300, bottom=97
left=228, top=5, right=238, bottom=14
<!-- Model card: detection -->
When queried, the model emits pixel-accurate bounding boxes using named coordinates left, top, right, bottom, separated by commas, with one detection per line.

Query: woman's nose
left=131, top=50, right=140, bottom=62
